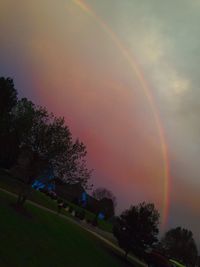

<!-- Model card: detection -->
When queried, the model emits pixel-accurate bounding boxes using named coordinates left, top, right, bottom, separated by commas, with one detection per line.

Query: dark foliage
left=99, top=197, right=115, bottom=219
left=92, top=187, right=117, bottom=206
left=92, top=215, right=98, bottom=227
left=0, top=77, right=92, bottom=206
left=0, top=77, right=18, bottom=115
left=0, top=77, right=18, bottom=168
left=158, top=226, right=198, bottom=266
left=92, top=187, right=116, bottom=218
left=113, top=202, right=160, bottom=258
left=75, top=210, right=85, bottom=220
left=69, top=206, right=74, bottom=214
left=62, top=202, right=68, bottom=209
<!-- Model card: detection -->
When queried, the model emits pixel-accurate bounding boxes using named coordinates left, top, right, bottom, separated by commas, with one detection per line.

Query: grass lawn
left=0, top=169, right=112, bottom=232
left=170, top=259, right=186, bottom=267
left=0, top=190, right=137, bottom=267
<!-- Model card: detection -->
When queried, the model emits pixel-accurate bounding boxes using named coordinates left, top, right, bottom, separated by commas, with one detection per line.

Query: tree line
left=0, top=77, right=92, bottom=206
left=113, top=202, right=199, bottom=266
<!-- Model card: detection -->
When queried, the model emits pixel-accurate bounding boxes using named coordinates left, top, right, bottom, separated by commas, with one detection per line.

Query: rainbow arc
left=71, top=0, right=170, bottom=229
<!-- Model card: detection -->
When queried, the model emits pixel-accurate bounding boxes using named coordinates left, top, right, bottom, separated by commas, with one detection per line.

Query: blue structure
left=81, top=191, right=87, bottom=207
left=32, top=166, right=55, bottom=191
left=98, top=212, right=105, bottom=220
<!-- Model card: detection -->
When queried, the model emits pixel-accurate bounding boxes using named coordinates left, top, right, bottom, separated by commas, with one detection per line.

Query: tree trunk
left=17, top=183, right=32, bottom=207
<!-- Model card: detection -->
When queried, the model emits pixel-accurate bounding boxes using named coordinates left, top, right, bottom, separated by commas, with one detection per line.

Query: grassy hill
left=0, top=169, right=112, bottom=232
left=0, top=190, right=138, bottom=267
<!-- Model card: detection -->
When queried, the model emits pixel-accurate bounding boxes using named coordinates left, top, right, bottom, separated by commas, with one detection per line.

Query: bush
left=63, top=202, right=68, bottom=209
left=86, top=218, right=92, bottom=224
left=75, top=210, right=85, bottom=220
left=92, top=216, right=98, bottom=227
left=69, top=206, right=74, bottom=214
left=57, top=198, right=63, bottom=204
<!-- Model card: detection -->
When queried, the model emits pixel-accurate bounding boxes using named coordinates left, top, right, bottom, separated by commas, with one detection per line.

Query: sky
left=0, top=0, right=199, bottom=247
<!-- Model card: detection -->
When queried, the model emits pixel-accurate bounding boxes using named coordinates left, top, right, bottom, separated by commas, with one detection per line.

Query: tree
left=12, top=145, right=47, bottom=205
left=197, top=255, right=200, bottom=267
left=0, top=77, right=18, bottom=168
left=99, top=197, right=115, bottom=219
left=92, top=187, right=116, bottom=206
left=113, top=202, right=160, bottom=258
left=92, top=187, right=116, bottom=218
left=0, top=77, right=18, bottom=116
left=158, top=227, right=198, bottom=266
left=11, top=98, right=92, bottom=206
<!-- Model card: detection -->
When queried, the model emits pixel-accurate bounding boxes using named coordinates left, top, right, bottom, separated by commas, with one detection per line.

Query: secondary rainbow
left=71, top=0, right=171, bottom=229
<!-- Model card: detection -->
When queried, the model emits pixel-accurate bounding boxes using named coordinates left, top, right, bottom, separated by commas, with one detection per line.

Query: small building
left=55, top=181, right=85, bottom=204
left=32, top=166, right=55, bottom=191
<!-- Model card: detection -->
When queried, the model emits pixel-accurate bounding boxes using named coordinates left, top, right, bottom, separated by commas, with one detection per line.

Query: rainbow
left=71, top=0, right=170, bottom=229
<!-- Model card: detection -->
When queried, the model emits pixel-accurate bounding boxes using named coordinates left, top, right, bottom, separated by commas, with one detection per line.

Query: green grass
left=0, top=190, right=134, bottom=267
left=0, top=169, right=112, bottom=232
left=170, top=259, right=186, bottom=267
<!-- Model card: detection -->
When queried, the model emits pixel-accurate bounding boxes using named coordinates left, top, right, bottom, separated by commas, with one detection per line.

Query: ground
left=0, top=190, right=142, bottom=267
left=0, top=169, right=112, bottom=232
left=0, top=169, right=146, bottom=267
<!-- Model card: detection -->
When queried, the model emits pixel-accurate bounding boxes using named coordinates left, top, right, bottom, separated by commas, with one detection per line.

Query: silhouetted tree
left=0, top=77, right=17, bottom=116
left=0, top=77, right=18, bottom=167
left=99, top=198, right=115, bottom=219
left=113, top=202, right=160, bottom=259
left=197, top=255, right=200, bottom=267
left=92, top=187, right=116, bottom=218
left=158, top=227, right=198, bottom=267
left=10, top=97, right=91, bottom=206
left=92, top=187, right=116, bottom=205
